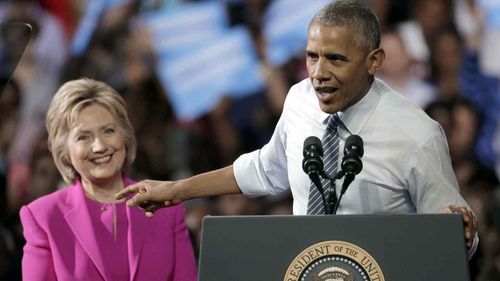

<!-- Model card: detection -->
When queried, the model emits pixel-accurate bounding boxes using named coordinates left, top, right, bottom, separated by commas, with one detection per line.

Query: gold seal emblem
left=284, top=241, right=385, bottom=281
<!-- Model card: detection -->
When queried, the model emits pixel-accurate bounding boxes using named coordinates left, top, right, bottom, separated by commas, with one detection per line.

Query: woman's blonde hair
left=46, top=78, right=137, bottom=184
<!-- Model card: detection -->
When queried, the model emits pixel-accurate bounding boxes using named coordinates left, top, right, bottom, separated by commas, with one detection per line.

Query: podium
left=198, top=214, right=470, bottom=281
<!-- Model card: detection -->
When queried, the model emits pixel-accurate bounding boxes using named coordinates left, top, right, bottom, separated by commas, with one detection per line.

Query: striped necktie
left=307, top=114, right=341, bottom=215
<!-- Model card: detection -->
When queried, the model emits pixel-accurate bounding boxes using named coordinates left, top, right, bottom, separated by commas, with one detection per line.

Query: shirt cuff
left=233, top=151, right=270, bottom=197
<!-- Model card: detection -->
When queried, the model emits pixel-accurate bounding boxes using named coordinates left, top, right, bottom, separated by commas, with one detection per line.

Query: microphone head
left=302, top=136, right=324, bottom=175
left=303, top=136, right=323, bottom=157
left=344, top=135, right=364, bottom=157
left=342, top=135, right=364, bottom=175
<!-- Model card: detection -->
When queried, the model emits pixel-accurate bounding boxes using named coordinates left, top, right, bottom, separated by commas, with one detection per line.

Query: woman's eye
left=104, top=128, right=115, bottom=134
left=77, top=135, right=89, bottom=141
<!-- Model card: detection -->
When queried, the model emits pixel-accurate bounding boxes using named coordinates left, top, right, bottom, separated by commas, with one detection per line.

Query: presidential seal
left=284, top=241, right=384, bottom=281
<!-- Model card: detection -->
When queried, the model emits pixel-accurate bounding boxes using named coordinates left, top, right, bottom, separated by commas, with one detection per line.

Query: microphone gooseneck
left=302, top=136, right=328, bottom=213
left=333, top=134, right=364, bottom=214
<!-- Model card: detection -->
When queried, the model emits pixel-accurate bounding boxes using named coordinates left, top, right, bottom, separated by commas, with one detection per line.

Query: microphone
left=334, top=134, right=364, bottom=214
left=302, top=136, right=324, bottom=175
left=341, top=134, right=364, bottom=177
left=302, top=136, right=328, bottom=213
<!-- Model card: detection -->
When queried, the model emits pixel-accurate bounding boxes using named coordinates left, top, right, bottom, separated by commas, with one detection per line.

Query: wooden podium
left=198, top=214, right=470, bottom=281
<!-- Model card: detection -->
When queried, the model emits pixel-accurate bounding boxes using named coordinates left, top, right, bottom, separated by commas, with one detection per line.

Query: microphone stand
left=311, top=166, right=358, bottom=214
left=333, top=172, right=355, bottom=214
left=309, top=169, right=358, bottom=214
left=324, top=171, right=342, bottom=215
left=308, top=172, right=328, bottom=214
left=308, top=170, right=341, bottom=215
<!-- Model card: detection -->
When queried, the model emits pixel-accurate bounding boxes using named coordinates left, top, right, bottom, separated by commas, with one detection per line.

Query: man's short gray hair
left=311, top=0, right=381, bottom=52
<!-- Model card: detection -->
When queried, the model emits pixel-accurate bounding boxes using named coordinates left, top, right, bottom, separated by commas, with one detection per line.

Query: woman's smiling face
left=67, top=103, right=126, bottom=185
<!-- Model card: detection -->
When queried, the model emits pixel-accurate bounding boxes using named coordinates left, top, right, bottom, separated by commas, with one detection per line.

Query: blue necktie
left=307, top=114, right=341, bottom=214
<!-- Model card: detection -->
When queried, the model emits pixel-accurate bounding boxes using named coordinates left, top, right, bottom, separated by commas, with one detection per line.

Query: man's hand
left=116, top=166, right=241, bottom=218
left=441, top=205, right=478, bottom=250
left=115, top=180, right=182, bottom=218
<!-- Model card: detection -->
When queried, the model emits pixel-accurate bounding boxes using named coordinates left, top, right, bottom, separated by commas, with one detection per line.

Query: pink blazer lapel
left=123, top=176, right=150, bottom=280
left=64, top=180, right=108, bottom=281
left=62, top=176, right=152, bottom=281
left=127, top=203, right=150, bottom=280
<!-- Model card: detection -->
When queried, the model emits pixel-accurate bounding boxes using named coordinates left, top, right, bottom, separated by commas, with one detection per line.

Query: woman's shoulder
left=22, top=185, right=74, bottom=214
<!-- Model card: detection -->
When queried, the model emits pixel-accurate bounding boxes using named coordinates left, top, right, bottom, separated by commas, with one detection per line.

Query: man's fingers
left=116, top=183, right=142, bottom=200
left=464, top=229, right=471, bottom=239
left=126, top=192, right=152, bottom=207
left=164, top=198, right=183, bottom=207
left=141, top=202, right=160, bottom=213
left=462, top=210, right=472, bottom=223
left=448, top=205, right=463, bottom=213
left=440, top=206, right=453, bottom=213
left=445, top=205, right=477, bottom=250
left=448, top=205, right=472, bottom=223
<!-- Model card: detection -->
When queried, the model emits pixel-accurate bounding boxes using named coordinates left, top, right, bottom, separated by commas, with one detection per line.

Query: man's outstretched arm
left=116, top=165, right=241, bottom=217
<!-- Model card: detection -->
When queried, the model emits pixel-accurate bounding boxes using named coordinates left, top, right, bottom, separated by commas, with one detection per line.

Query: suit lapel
left=124, top=176, right=149, bottom=280
left=64, top=180, right=108, bottom=281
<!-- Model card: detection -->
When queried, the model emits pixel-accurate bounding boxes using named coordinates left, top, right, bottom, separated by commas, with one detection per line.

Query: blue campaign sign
left=71, top=0, right=106, bottom=55
left=157, top=27, right=264, bottom=121
left=71, top=0, right=134, bottom=56
left=478, top=0, right=500, bottom=28
left=143, top=1, right=229, bottom=54
left=263, top=0, right=330, bottom=66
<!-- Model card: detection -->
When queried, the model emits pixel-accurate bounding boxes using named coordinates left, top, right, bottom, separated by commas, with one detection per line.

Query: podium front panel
left=198, top=214, right=469, bottom=281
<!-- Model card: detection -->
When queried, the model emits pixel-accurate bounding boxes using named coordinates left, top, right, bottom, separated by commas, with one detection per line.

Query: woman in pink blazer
left=20, top=78, right=197, bottom=281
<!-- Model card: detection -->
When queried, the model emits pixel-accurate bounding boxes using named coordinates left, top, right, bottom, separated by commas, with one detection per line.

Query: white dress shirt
left=234, top=78, right=471, bottom=215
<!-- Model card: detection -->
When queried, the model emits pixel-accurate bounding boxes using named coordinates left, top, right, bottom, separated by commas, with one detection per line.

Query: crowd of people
left=0, top=0, right=499, bottom=280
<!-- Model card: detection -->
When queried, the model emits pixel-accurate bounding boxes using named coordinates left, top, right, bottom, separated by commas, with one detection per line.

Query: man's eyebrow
left=325, top=53, right=348, bottom=61
left=305, top=50, right=348, bottom=61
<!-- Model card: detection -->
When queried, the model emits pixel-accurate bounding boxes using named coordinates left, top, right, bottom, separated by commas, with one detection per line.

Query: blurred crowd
left=0, top=0, right=500, bottom=280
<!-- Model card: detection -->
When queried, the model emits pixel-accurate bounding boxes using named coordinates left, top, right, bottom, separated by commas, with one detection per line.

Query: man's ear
left=366, top=48, right=385, bottom=75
